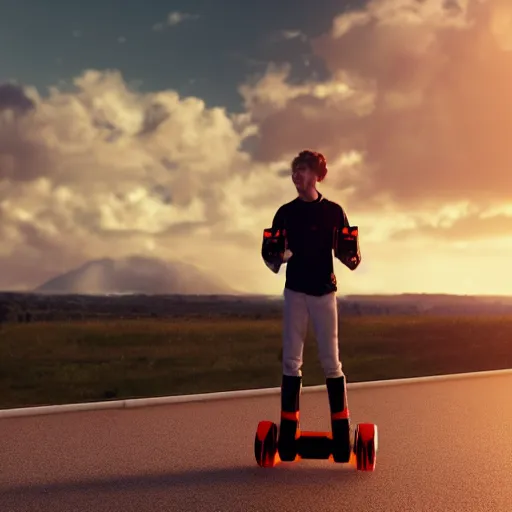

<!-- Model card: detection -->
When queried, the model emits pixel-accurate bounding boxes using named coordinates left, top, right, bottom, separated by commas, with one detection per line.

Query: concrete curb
left=1, top=368, right=511, bottom=419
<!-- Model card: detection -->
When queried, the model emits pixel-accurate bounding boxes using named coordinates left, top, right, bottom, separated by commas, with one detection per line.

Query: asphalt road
left=1, top=372, right=512, bottom=512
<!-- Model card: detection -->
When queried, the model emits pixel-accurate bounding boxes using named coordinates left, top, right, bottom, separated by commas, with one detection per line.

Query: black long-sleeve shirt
left=271, top=193, right=350, bottom=296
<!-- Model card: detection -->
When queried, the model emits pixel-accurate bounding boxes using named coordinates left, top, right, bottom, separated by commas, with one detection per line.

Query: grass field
left=1, top=314, right=512, bottom=409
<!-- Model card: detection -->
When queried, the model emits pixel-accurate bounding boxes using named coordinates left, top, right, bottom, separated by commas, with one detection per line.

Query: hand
left=344, top=254, right=360, bottom=270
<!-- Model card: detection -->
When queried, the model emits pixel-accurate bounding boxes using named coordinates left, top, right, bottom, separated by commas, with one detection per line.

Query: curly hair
left=291, top=150, right=328, bottom=182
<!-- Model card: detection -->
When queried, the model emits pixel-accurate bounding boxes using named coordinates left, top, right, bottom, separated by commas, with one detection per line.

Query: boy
left=261, top=149, right=361, bottom=462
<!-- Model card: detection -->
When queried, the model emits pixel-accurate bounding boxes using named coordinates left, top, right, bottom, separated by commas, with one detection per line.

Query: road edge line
left=1, top=368, right=511, bottom=419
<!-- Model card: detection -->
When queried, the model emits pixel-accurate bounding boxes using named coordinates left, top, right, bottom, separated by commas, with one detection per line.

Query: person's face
left=292, top=163, right=317, bottom=192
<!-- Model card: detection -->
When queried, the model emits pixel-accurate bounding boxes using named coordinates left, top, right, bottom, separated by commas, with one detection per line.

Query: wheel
left=353, top=423, right=378, bottom=471
left=254, top=421, right=278, bottom=468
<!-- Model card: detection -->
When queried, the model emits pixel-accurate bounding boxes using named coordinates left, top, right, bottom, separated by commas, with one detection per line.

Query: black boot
left=277, top=374, right=301, bottom=461
left=326, top=375, right=351, bottom=463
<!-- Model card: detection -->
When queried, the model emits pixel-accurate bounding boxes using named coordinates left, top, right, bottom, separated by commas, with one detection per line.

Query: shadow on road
left=2, top=463, right=362, bottom=497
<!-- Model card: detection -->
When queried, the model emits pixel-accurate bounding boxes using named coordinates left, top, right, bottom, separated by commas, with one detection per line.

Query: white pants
left=282, top=287, right=344, bottom=379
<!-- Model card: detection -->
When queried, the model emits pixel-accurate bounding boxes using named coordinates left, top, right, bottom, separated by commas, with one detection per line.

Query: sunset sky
left=1, top=0, right=512, bottom=296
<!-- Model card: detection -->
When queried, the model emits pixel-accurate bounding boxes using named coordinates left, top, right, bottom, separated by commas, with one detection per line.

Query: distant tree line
left=1, top=293, right=511, bottom=326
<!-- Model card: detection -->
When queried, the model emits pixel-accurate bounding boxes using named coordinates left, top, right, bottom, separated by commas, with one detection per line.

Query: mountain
left=34, top=256, right=237, bottom=295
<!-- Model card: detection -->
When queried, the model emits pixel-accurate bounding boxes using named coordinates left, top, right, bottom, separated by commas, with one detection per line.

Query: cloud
left=0, top=83, right=35, bottom=113
left=152, top=11, right=200, bottom=31
left=267, top=29, right=308, bottom=43
left=0, top=70, right=287, bottom=292
left=281, top=30, right=307, bottom=40
left=392, top=209, right=512, bottom=241
left=241, top=0, right=512, bottom=216
left=4, top=0, right=512, bottom=296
